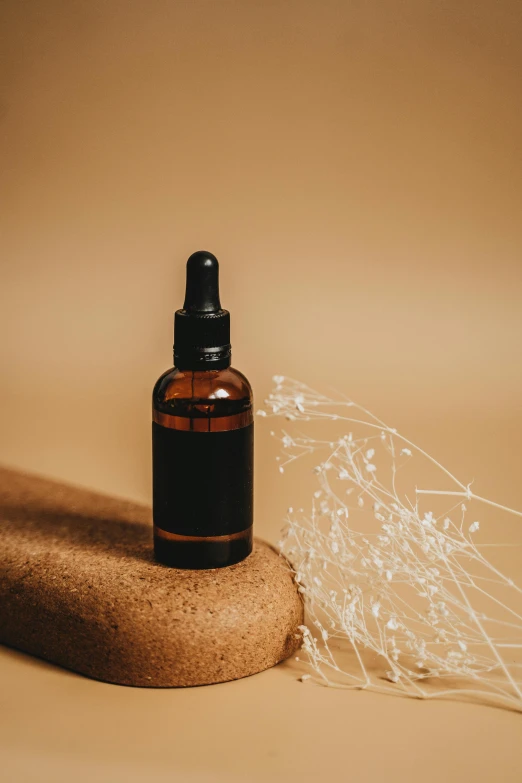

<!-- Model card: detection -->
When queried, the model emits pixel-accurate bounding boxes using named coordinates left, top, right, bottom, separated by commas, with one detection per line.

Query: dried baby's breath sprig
left=259, top=377, right=522, bottom=710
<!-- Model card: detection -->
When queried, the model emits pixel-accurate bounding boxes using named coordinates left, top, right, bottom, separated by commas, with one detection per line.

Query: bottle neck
left=173, top=348, right=231, bottom=372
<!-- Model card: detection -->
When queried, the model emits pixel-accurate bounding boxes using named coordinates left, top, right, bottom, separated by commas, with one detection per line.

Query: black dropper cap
left=173, top=251, right=231, bottom=370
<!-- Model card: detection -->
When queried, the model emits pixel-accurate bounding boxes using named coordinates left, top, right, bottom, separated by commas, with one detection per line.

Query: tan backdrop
left=1, top=2, right=522, bottom=781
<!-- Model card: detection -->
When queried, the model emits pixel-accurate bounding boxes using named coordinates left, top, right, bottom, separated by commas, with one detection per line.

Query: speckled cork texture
left=0, top=467, right=303, bottom=687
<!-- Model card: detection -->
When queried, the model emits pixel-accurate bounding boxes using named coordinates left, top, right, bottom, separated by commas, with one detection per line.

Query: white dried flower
left=261, top=377, right=522, bottom=710
left=371, top=602, right=381, bottom=618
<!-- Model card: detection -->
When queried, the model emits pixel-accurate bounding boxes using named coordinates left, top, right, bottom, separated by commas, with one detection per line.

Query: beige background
left=1, top=1, right=522, bottom=781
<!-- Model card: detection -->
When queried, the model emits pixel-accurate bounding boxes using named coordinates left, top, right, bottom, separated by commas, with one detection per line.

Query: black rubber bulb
left=183, top=250, right=221, bottom=313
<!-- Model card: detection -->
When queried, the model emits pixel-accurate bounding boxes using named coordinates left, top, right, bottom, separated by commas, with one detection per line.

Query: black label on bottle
left=152, top=421, right=253, bottom=538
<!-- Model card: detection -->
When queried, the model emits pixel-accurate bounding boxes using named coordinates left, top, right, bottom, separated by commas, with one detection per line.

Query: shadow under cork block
left=0, top=467, right=303, bottom=687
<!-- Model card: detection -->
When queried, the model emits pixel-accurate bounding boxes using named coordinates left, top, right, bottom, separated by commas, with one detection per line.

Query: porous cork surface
left=0, top=467, right=303, bottom=687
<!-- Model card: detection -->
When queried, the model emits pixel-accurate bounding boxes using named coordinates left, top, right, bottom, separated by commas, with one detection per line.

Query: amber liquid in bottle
left=152, top=252, right=254, bottom=569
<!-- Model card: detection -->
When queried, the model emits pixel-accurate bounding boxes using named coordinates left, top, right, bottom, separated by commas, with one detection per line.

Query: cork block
left=0, top=467, right=303, bottom=687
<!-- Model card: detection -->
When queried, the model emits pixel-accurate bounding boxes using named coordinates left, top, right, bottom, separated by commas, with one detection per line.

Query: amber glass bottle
left=152, top=251, right=254, bottom=569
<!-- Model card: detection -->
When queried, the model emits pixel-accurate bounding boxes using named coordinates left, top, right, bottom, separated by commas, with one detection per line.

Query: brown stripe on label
left=153, top=409, right=253, bottom=431
left=154, top=525, right=253, bottom=543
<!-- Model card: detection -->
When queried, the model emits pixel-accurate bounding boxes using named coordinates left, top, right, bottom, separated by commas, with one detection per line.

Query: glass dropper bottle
left=152, top=251, right=254, bottom=569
